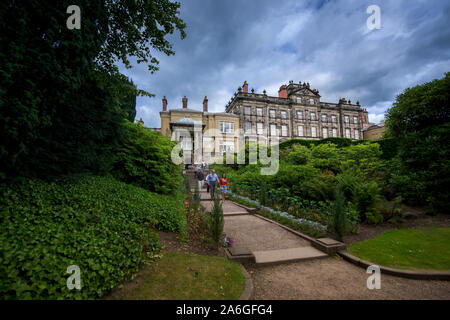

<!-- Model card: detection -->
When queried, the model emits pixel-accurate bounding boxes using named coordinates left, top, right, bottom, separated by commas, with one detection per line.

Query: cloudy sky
left=118, top=0, right=450, bottom=128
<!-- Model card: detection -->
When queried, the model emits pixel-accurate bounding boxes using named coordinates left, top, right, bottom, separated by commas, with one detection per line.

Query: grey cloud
left=119, top=0, right=450, bottom=128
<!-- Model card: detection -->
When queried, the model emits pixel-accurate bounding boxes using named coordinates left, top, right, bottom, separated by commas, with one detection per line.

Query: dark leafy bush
left=287, top=144, right=312, bottom=164
left=0, top=175, right=186, bottom=299
left=385, top=73, right=450, bottom=213
left=330, top=188, right=347, bottom=241
left=206, top=194, right=224, bottom=247
left=112, top=121, right=181, bottom=194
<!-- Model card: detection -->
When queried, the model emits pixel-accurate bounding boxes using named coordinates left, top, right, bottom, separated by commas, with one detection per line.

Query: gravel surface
left=245, top=256, right=450, bottom=300
left=224, top=215, right=310, bottom=251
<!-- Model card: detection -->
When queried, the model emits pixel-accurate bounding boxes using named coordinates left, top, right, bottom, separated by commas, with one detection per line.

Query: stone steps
left=252, top=246, right=328, bottom=266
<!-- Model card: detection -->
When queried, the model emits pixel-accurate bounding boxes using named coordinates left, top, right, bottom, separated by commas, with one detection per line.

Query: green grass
left=113, top=252, right=245, bottom=300
left=348, top=226, right=450, bottom=270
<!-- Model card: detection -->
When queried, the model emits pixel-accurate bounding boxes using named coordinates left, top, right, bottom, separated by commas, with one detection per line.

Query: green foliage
left=0, top=1, right=186, bottom=179
left=258, top=180, right=268, bottom=206
left=287, top=144, right=311, bottom=164
left=331, top=188, right=347, bottom=241
left=193, top=183, right=200, bottom=202
left=206, top=194, right=225, bottom=247
left=336, top=171, right=381, bottom=222
left=376, top=138, right=399, bottom=160
left=0, top=175, right=186, bottom=299
left=279, top=137, right=352, bottom=150
left=385, top=73, right=450, bottom=212
left=111, top=121, right=181, bottom=194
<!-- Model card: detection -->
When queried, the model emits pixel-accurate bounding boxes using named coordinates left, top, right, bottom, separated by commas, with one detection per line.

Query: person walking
left=193, top=163, right=198, bottom=179
left=219, top=173, right=229, bottom=204
left=201, top=160, right=206, bottom=172
left=207, top=170, right=219, bottom=199
left=205, top=171, right=211, bottom=193
left=197, top=170, right=204, bottom=191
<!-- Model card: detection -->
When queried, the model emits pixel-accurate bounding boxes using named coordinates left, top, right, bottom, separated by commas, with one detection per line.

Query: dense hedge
left=112, top=121, right=181, bottom=194
left=214, top=141, right=388, bottom=227
left=279, top=137, right=353, bottom=150
left=385, top=73, right=450, bottom=212
left=0, top=176, right=186, bottom=299
left=279, top=137, right=398, bottom=160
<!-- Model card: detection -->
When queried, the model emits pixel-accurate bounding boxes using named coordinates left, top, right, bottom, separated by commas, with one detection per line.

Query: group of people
left=193, top=162, right=228, bottom=203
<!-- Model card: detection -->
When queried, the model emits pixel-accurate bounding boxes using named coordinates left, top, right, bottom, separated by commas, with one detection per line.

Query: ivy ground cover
left=0, top=175, right=186, bottom=299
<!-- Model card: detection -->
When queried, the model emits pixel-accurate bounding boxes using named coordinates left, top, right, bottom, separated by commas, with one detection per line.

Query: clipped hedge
left=279, top=137, right=353, bottom=150
left=0, top=175, right=186, bottom=299
left=112, top=121, right=181, bottom=195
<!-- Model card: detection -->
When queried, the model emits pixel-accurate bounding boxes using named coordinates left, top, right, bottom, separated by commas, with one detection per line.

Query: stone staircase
left=252, top=247, right=328, bottom=266
left=185, top=168, right=211, bottom=190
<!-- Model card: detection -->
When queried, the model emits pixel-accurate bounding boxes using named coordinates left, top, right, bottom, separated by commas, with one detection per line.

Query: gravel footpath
left=224, top=215, right=310, bottom=251
left=245, top=256, right=450, bottom=300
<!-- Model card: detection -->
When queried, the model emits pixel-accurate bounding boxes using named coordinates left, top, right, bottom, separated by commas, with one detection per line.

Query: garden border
left=337, top=251, right=450, bottom=280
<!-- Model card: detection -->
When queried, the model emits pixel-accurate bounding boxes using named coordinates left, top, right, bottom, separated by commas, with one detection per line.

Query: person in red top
left=219, top=173, right=229, bottom=204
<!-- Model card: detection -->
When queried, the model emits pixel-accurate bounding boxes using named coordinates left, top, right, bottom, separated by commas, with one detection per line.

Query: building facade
left=362, top=123, right=385, bottom=140
left=225, top=81, right=369, bottom=143
left=160, top=80, right=369, bottom=161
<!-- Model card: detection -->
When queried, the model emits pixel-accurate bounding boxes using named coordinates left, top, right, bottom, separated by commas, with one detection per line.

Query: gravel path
left=222, top=200, right=450, bottom=300
left=202, top=200, right=247, bottom=214
left=224, top=215, right=310, bottom=251
left=245, top=256, right=450, bottom=300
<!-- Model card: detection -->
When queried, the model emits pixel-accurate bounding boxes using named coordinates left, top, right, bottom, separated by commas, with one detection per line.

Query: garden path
left=192, top=175, right=450, bottom=299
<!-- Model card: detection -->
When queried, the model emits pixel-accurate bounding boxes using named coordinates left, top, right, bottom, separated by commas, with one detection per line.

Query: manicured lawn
left=112, top=252, right=245, bottom=300
left=348, top=226, right=450, bottom=270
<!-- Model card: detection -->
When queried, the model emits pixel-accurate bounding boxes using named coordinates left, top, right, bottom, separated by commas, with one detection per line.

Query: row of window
left=243, top=107, right=359, bottom=124
left=221, top=121, right=360, bottom=139
left=247, top=123, right=360, bottom=139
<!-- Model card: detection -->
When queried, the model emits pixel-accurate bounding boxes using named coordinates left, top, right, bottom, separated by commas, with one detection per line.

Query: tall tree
left=0, top=1, right=186, bottom=178
left=385, top=73, right=450, bottom=213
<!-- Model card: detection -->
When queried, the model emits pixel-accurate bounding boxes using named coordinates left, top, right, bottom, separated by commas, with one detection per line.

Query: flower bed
left=229, top=192, right=327, bottom=232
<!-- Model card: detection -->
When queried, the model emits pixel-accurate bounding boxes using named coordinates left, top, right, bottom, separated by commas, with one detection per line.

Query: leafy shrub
left=206, top=194, right=225, bottom=247
left=385, top=73, right=450, bottom=212
left=376, top=138, right=399, bottom=160
left=337, top=171, right=381, bottom=221
left=0, top=175, right=186, bottom=299
left=279, top=137, right=352, bottom=150
left=330, top=188, right=347, bottom=241
left=112, top=121, right=181, bottom=194
left=366, top=207, right=383, bottom=224
left=287, top=144, right=311, bottom=164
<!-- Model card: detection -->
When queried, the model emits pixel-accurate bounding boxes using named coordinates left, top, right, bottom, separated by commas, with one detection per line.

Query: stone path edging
left=229, top=201, right=258, bottom=213
left=253, top=213, right=317, bottom=243
left=238, top=264, right=254, bottom=300
left=338, top=251, right=450, bottom=280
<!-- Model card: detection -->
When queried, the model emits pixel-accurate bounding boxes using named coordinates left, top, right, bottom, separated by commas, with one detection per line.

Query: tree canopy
left=385, top=73, right=450, bottom=213
left=0, top=1, right=186, bottom=179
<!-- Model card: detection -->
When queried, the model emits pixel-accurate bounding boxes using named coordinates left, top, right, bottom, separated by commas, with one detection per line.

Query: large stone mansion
left=160, top=80, right=369, bottom=159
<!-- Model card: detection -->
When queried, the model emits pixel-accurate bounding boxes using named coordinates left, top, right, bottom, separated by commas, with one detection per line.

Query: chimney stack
left=182, top=96, right=188, bottom=108
left=162, top=96, right=167, bottom=111
left=243, top=81, right=248, bottom=93
left=278, top=85, right=287, bottom=98
left=339, top=98, right=347, bottom=105
left=203, top=96, right=208, bottom=112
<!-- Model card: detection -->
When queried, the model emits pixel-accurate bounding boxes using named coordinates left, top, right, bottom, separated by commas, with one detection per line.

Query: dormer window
left=309, top=98, right=314, bottom=105
left=296, top=97, right=302, bottom=104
